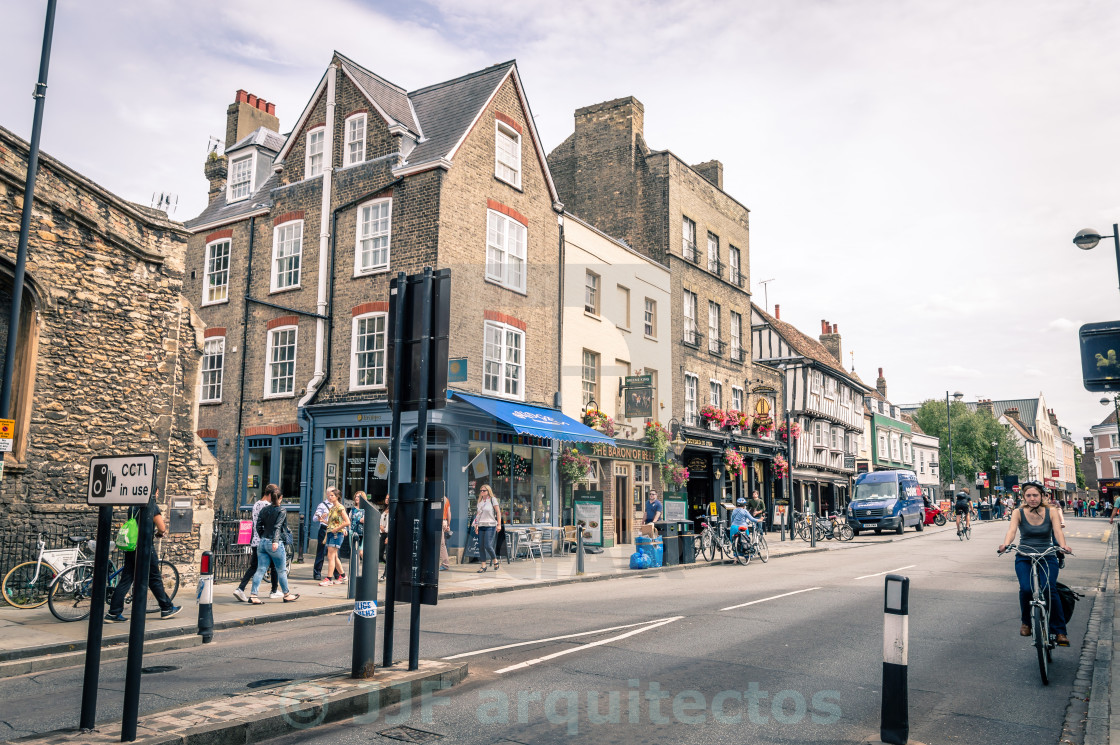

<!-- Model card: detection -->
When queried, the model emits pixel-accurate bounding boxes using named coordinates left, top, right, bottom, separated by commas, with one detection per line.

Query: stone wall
left=0, top=124, right=217, bottom=585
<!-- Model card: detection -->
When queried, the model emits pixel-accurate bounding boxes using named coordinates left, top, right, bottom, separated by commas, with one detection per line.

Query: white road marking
left=493, top=616, right=684, bottom=674
left=720, top=586, right=821, bottom=611
left=442, top=617, right=682, bottom=660
left=854, top=564, right=915, bottom=580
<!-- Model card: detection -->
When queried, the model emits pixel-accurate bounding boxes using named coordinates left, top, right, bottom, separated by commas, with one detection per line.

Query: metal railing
left=730, top=346, right=747, bottom=363
left=682, top=327, right=704, bottom=348
left=708, top=338, right=726, bottom=356
left=210, top=507, right=304, bottom=584
left=729, top=269, right=744, bottom=287
left=682, top=243, right=700, bottom=263
left=707, top=258, right=724, bottom=277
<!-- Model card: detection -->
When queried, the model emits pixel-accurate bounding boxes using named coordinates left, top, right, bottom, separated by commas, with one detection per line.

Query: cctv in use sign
left=87, top=454, right=157, bottom=505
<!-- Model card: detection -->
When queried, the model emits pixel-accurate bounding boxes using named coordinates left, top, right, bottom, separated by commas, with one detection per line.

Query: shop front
left=299, top=390, right=613, bottom=555
left=575, top=440, right=661, bottom=546
left=674, top=429, right=780, bottom=529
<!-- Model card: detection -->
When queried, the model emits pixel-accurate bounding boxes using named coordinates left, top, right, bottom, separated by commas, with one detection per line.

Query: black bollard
left=197, top=551, right=214, bottom=643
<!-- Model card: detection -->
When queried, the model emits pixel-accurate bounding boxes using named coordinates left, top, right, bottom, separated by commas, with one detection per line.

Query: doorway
left=615, top=468, right=630, bottom=544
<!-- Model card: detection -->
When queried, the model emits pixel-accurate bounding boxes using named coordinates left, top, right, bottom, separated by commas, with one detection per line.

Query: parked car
left=848, top=470, right=925, bottom=535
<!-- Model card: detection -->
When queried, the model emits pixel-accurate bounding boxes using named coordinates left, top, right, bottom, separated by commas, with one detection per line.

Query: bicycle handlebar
left=998, top=543, right=1072, bottom=557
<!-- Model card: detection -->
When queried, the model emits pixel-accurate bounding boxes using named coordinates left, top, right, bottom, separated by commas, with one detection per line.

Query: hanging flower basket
left=661, top=461, right=690, bottom=488
left=753, top=416, right=774, bottom=438
left=700, top=405, right=728, bottom=430
left=723, top=448, right=746, bottom=479
left=778, top=422, right=801, bottom=441
left=559, top=447, right=592, bottom=484
left=643, top=421, right=670, bottom=464
left=582, top=408, right=616, bottom=437
left=725, top=409, right=750, bottom=434
left=773, top=454, right=789, bottom=478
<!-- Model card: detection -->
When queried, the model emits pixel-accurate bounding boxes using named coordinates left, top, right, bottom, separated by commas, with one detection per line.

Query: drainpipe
left=299, top=62, right=336, bottom=408
left=233, top=216, right=257, bottom=508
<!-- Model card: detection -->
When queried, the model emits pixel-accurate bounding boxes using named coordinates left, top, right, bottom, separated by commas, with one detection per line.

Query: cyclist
left=998, top=480, right=1070, bottom=646
left=730, top=497, right=763, bottom=553
left=954, top=487, right=972, bottom=535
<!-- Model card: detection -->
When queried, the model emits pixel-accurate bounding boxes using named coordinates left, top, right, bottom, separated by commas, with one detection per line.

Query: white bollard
left=881, top=574, right=909, bottom=744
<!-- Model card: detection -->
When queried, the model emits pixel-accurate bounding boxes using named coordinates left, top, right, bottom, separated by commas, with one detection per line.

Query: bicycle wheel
left=128, top=560, right=181, bottom=612
left=839, top=524, right=854, bottom=541
left=698, top=531, right=714, bottom=561
left=732, top=533, right=750, bottom=565
left=755, top=533, right=769, bottom=563
left=1033, top=604, right=1049, bottom=685
left=2, top=561, right=56, bottom=608
left=965, top=525, right=971, bottom=541
left=48, top=564, right=95, bottom=622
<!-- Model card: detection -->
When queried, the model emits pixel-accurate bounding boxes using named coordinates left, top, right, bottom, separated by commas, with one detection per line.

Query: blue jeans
left=252, top=541, right=290, bottom=595
left=478, top=526, right=497, bottom=563
left=1015, top=553, right=1066, bottom=635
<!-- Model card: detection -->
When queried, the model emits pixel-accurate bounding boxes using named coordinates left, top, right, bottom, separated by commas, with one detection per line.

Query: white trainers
left=269, top=591, right=284, bottom=599
left=233, top=588, right=247, bottom=602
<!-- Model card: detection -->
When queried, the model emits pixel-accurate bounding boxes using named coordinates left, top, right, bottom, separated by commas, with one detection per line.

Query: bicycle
left=815, top=514, right=854, bottom=542
left=49, top=552, right=180, bottom=622
left=955, top=512, right=972, bottom=541
left=2, top=534, right=97, bottom=608
left=696, top=519, right=721, bottom=561
left=999, top=543, right=1069, bottom=685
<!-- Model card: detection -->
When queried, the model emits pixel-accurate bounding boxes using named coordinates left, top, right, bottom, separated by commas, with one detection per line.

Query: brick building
left=185, top=54, right=614, bottom=548
left=0, top=124, right=216, bottom=580
left=548, top=96, right=784, bottom=527
left=1089, top=410, right=1119, bottom=500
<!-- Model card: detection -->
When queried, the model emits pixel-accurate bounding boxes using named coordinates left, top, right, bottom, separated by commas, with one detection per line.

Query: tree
left=1075, top=446, right=1087, bottom=490
left=912, top=399, right=1028, bottom=489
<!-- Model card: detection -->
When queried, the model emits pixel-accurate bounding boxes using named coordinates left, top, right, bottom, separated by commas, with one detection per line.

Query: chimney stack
left=691, top=160, right=724, bottom=190
left=204, top=151, right=227, bottom=204
left=1006, top=407, right=1020, bottom=420
left=977, top=398, right=995, bottom=417
left=774, top=304, right=780, bottom=319
left=819, top=320, right=842, bottom=366
left=225, top=89, right=280, bottom=149
left=876, top=368, right=887, bottom=400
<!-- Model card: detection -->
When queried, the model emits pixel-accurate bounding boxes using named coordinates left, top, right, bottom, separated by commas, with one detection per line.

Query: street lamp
left=991, top=439, right=1001, bottom=516
left=1073, top=225, right=1120, bottom=293
left=667, top=417, right=687, bottom=458
left=945, top=391, right=963, bottom=495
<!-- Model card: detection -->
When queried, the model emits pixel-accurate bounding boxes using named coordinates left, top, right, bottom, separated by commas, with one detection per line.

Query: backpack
left=1056, top=582, right=1084, bottom=623
left=115, top=516, right=138, bottom=551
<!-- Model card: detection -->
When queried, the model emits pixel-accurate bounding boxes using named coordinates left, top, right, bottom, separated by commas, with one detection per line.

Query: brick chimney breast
left=819, top=321, right=842, bottom=366
left=692, top=160, right=724, bottom=190
left=876, top=368, right=887, bottom=400
left=226, top=89, right=280, bottom=149
left=1006, top=407, right=1020, bottom=419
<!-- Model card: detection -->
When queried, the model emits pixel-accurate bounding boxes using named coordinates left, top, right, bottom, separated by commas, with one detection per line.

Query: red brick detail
left=197, top=429, right=219, bottom=439
left=235, top=89, right=249, bottom=104
left=273, top=211, right=305, bottom=227
left=347, top=108, right=369, bottom=118
left=308, top=122, right=326, bottom=130
left=483, top=310, right=527, bottom=331
left=495, top=112, right=523, bottom=134
left=245, top=423, right=302, bottom=437
left=266, top=315, right=299, bottom=330
left=486, top=198, right=528, bottom=227
left=205, top=229, right=233, bottom=243
left=204, top=327, right=227, bottom=339
left=352, top=301, right=390, bottom=317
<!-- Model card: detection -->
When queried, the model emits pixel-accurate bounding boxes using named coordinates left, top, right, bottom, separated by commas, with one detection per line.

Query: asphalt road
left=0, top=517, right=1110, bottom=745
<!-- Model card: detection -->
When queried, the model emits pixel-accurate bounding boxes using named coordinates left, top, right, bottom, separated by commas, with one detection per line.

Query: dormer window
left=227, top=152, right=255, bottom=202
left=306, top=127, right=325, bottom=178
left=495, top=121, right=521, bottom=188
left=345, top=114, right=366, bottom=166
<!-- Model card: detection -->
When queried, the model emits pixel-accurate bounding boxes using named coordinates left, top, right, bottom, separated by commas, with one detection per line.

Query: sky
left=2, top=0, right=1119, bottom=441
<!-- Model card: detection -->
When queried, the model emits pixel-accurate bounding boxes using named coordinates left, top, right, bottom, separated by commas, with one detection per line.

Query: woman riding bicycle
left=998, top=480, right=1071, bottom=646
left=730, top=497, right=763, bottom=544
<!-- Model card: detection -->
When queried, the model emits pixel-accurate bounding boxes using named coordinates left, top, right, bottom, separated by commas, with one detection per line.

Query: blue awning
left=452, top=392, right=615, bottom=444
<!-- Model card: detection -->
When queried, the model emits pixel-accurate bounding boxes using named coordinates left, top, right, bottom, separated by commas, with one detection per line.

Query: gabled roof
left=1001, top=412, right=1039, bottom=442
left=752, top=304, right=871, bottom=393
left=964, top=397, right=1040, bottom=425
left=1095, top=409, right=1118, bottom=428
left=227, top=127, right=285, bottom=155
left=336, top=52, right=419, bottom=136
left=902, top=414, right=925, bottom=435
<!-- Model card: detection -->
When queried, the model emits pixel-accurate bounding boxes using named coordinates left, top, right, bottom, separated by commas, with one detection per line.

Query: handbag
left=115, top=516, right=138, bottom=551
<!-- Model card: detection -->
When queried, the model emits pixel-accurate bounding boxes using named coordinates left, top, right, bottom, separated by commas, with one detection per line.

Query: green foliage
left=1075, top=447, right=1087, bottom=489
left=912, top=399, right=1028, bottom=486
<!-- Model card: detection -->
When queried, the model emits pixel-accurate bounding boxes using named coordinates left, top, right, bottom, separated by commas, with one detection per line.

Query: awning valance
left=452, top=392, right=615, bottom=445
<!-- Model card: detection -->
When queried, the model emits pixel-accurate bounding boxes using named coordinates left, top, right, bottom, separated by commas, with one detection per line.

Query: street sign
left=844, top=455, right=856, bottom=470
left=87, top=454, right=157, bottom=505
left=624, top=386, right=653, bottom=418
left=624, top=374, right=652, bottom=387
left=1051, top=469, right=1060, bottom=478
left=0, top=418, right=14, bottom=453
left=1079, top=320, right=1120, bottom=391
left=447, top=358, right=467, bottom=383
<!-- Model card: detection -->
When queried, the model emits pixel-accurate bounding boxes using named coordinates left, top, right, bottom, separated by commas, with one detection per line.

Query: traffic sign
left=0, top=418, right=13, bottom=453
left=87, top=454, right=157, bottom=505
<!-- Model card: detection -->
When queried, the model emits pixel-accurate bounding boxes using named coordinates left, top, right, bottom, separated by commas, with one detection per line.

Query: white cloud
left=1044, top=318, right=1077, bottom=333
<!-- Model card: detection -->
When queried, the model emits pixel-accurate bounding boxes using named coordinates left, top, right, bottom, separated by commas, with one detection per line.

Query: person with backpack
left=349, top=491, right=367, bottom=563
left=106, top=489, right=181, bottom=622
left=440, top=494, right=452, bottom=571
left=233, top=485, right=279, bottom=602
left=248, top=489, right=299, bottom=603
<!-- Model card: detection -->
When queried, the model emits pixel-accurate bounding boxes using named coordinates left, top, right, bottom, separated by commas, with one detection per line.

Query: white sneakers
left=233, top=588, right=247, bottom=602
left=269, top=591, right=284, bottom=599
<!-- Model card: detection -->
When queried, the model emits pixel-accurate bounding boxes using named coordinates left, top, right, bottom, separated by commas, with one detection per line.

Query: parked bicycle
left=2, top=534, right=93, bottom=608
left=814, top=513, right=854, bottom=542
left=49, top=551, right=180, bottom=622
left=998, top=543, right=1069, bottom=685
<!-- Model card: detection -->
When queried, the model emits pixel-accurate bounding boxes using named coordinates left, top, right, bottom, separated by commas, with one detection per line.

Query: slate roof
left=1096, top=409, right=1118, bottom=428
left=752, top=304, right=871, bottom=392
left=406, top=61, right=516, bottom=167
left=227, top=127, right=285, bottom=155
left=184, top=171, right=277, bottom=231
left=964, top=398, right=1040, bottom=426
left=336, top=53, right=419, bottom=135
left=1002, top=413, right=1039, bottom=442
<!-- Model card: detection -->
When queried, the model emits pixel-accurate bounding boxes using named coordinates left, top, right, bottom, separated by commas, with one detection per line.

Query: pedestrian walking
left=472, top=484, right=501, bottom=572
left=106, top=490, right=181, bottom=622
left=249, top=489, right=299, bottom=603
left=349, top=491, right=367, bottom=563
left=1089, top=499, right=1098, bottom=518
left=311, top=489, right=331, bottom=580
left=319, top=488, right=350, bottom=586
left=440, top=494, right=452, bottom=570
left=233, top=485, right=280, bottom=601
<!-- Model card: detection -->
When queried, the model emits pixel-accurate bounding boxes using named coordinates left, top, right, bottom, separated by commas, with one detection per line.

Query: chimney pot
left=247, top=94, right=258, bottom=107
left=821, top=320, right=828, bottom=334
left=774, top=304, right=780, bottom=319
left=235, top=89, right=248, bottom=104
left=878, top=367, right=883, bottom=378
left=833, top=323, right=839, bottom=333
left=257, top=98, right=267, bottom=111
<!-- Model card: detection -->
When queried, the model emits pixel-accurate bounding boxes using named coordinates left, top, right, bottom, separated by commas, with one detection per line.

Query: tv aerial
left=151, top=192, right=178, bottom=215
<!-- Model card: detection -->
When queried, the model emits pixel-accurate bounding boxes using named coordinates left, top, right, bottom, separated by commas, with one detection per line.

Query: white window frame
left=355, top=198, right=391, bottom=275
left=707, top=231, right=720, bottom=273
left=344, top=114, right=367, bottom=167
left=483, top=320, right=525, bottom=401
left=264, top=325, right=297, bottom=399
left=815, top=421, right=825, bottom=447
left=350, top=312, right=388, bottom=391
left=581, top=349, right=599, bottom=407
left=202, top=238, right=231, bottom=306
left=682, top=216, right=697, bottom=260
left=729, top=246, right=741, bottom=285
left=730, top=311, right=742, bottom=359
left=494, top=121, right=522, bottom=188
left=485, top=210, right=527, bottom=293
left=616, top=285, right=630, bottom=329
left=684, top=373, right=698, bottom=425
left=644, top=298, right=657, bottom=338
left=200, top=337, right=225, bottom=403
left=1111, top=433, right=1119, bottom=449
left=271, top=221, right=303, bottom=292
left=831, top=426, right=840, bottom=450
left=811, top=371, right=823, bottom=393
left=683, top=291, right=698, bottom=343
left=891, top=434, right=901, bottom=461
left=227, top=151, right=255, bottom=202
left=731, top=386, right=744, bottom=412
left=879, top=433, right=888, bottom=459
left=708, top=301, right=721, bottom=354
left=585, top=271, right=600, bottom=315
left=709, top=379, right=722, bottom=408
left=305, top=127, right=326, bottom=178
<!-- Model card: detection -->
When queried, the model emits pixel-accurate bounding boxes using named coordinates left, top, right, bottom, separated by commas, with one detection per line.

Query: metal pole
left=121, top=499, right=155, bottom=742
left=408, top=268, right=433, bottom=672
left=576, top=525, right=585, bottom=574
left=0, top=0, right=57, bottom=427
left=79, top=504, right=112, bottom=730
left=1112, top=224, right=1120, bottom=294
left=945, top=392, right=956, bottom=493
left=352, top=493, right=379, bottom=678
left=382, top=272, right=407, bottom=667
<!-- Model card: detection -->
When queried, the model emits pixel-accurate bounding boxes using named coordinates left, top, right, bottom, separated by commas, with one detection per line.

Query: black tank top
left=1018, top=507, right=1052, bottom=550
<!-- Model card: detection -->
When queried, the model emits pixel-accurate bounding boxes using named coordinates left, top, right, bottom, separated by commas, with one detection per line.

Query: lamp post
left=1073, top=225, right=1120, bottom=294
left=945, top=391, right=963, bottom=495
left=991, top=439, right=1001, bottom=518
